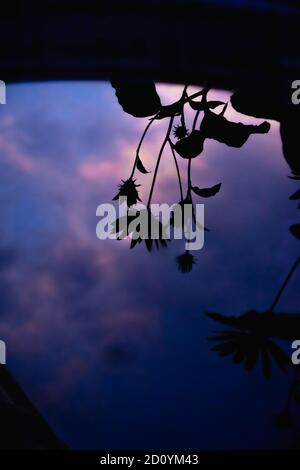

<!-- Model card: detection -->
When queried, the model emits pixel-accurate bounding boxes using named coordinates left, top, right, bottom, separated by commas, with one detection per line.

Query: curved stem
left=130, top=86, right=206, bottom=182
left=220, top=102, right=228, bottom=116
left=130, top=114, right=157, bottom=179
left=181, top=108, right=186, bottom=129
left=268, top=255, right=300, bottom=312
left=192, top=87, right=210, bottom=130
left=184, top=158, right=196, bottom=240
left=180, top=84, right=189, bottom=129
left=192, top=109, right=201, bottom=131
left=147, top=116, right=174, bottom=207
left=183, top=87, right=208, bottom=106
left=168, top=139, right=183, bottom=201
left=187, top=157, right=192, bottom=195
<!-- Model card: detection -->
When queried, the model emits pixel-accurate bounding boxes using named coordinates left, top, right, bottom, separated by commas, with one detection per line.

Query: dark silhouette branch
left=147, top=116, right=174, bottom=207
left=130, top=113, right=158, bottom=179
left=168, top=139, right=183, bottom=201
left=268, top=256, right=300, bottom=312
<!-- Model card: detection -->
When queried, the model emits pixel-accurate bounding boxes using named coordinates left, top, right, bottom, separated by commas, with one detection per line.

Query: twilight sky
left=0, top=81, right=299, bottom=449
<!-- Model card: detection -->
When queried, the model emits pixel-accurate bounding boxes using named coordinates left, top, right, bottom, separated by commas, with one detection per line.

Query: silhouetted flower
left=272, top=410, right=294, bottom=429
left=174, top=130, right=204, bottom=159
left=129, top=209, right=169, bottom=251
left=111, top=209, right=169, bottom=251
left=111, top=213, right=138, bottom=240
left=113, top=178, right=141, bottom=207
left=208, top=328, right=290, bottom=379
left=173, top=124, right=189, bottom=139
left=176, top=251, right=196, bottom=273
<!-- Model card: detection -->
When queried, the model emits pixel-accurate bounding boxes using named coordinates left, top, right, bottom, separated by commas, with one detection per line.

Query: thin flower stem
left=220, top=102, right=228, bottom=116
left=168, top=139, right=183, bottom=201
left=130, top=114, right=157, bottom=179
left=192, top=87, right=210, bottom=130
left=183, top=88, right=207, bottom=106
left=186, top=157, right=196, bottom=221
left=268, top=255, right=300, bottom=313
left=192, top=109, right=201, bottom=131
left=130, top=86, right=205, bottom=185
left=180, top=84, right=189, bottom=129
left=184, top=158, right=196, bottom=240
left=187, top=157, right=192, bottom=194
left=183, top=84, right=189, bottom=94
left=147, top=116, right=174, bottom=207
left=181, top=108, right=186, bottom=129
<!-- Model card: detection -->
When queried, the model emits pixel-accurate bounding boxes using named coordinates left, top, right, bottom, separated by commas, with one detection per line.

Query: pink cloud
left=0, top=134, right=36, bottom=173
left=79, top=159, right=117, bottom=181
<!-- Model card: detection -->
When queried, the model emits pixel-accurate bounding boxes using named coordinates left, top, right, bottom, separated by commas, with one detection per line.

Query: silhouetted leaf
left=117, top=209, right=169, bottom=251
left=290, top=224, right=300, bottom=240
left=288, top=175, right=300, bottom=181
left=111, top=213, right=138, bottom=239
left=192, top=183, right=221, bottom=197
left=111, top=79, right=161, bottom=117
left=207, top=310, right=300, bottom=341
left=205, top=88, right=300, bottom=178
left=280, top=117, right=300, bottom=177
left=155, top=98, right=184, bottom=120
left=174, top=130, right=204, bottom=159
left=189, top=100, right=225, bottom=111
left=200, top=109, right=270, bottom=147
left=267, top=341, right=290, bottom=373
left=136, top=156, right=150, bottom=174
left=230, top=88, right=282, bottom=121
left=290, top=189, right=300, bottom=200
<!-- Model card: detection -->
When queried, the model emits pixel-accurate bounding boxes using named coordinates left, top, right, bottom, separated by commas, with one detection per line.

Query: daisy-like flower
left=207, top=322, right=290, bottom=379
left=111, top=209, right=169, bottom=251
left=113, top=178, right=141, bottom=207
left=176, top=251, right=196, bottom=273
left=173, top=124, right=189, bottom=140
left=130, top=209, right=169, bottom=251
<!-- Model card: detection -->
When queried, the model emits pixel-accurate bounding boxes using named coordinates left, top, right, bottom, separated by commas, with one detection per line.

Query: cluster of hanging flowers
left=111, top=82, right=271, bottom=272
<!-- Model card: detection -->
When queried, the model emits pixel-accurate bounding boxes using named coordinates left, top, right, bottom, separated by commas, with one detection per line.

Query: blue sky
left=0, top=81, right=299, bottom=449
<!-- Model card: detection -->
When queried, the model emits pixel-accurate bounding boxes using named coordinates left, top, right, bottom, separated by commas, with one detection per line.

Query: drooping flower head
left=176, top=251, right=196, bottom=273
left=113, top=178, right=141, bottom=207
left=173, top=124, right=189, bottom=140
left=111, top=208, right=169, bottom=251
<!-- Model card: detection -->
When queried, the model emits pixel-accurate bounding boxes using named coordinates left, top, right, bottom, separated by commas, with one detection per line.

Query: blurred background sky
left=0, top=81, right=299, bottom=449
